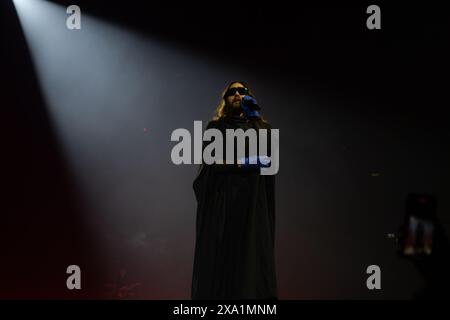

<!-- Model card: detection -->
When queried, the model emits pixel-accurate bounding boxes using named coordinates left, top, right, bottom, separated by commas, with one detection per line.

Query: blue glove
left=238, top=155, right=271, bottom=168
left=240, top=96, right=261, bottom=119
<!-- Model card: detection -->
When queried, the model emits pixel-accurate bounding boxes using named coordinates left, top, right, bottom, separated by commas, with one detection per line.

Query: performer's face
left=225, top=83, right=246, bottom=110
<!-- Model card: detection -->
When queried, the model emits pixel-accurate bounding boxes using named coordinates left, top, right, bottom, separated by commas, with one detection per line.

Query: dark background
left=2, top=0, right=449, bottom=299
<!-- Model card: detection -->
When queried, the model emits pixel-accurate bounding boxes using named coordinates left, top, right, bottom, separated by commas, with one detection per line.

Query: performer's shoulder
left=260, top=120, right=272, bottom=129
left=206, top=119, right=224, bottom=129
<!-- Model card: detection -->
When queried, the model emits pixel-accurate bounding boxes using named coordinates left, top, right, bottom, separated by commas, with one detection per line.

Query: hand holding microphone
left=241, top=95, right=261, bottom=119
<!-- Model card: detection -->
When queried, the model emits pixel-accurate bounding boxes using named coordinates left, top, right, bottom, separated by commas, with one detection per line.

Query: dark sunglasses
left=224, top=87, right=249, bottom=98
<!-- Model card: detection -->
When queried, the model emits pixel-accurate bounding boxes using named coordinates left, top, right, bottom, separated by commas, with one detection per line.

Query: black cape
left=191, top=115, right=277, bottom=300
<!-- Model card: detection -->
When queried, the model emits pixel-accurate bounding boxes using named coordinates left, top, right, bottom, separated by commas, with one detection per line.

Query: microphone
left=242, top=95, right=261, bottom=111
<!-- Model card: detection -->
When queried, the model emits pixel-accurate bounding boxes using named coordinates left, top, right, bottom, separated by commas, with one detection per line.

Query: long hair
left=212, top=81, right=268, bottom=124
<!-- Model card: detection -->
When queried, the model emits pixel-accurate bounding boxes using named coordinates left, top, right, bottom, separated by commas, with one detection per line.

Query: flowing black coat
left=191, top=115, right=277, bottom=300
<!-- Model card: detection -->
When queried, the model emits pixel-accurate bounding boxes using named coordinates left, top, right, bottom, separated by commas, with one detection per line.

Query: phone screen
left=403, top=216, right=434, bottom=256
left=401, top=193, right=436, bottom=257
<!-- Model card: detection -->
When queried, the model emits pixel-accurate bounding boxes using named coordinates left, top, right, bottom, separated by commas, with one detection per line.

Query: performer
left=191, top=81, right=278, bottom=299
